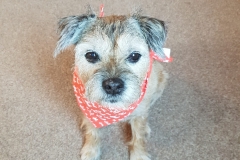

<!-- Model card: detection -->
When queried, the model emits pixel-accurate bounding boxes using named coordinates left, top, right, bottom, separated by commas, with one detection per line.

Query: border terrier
left=54, top=8, right=169, bottom=160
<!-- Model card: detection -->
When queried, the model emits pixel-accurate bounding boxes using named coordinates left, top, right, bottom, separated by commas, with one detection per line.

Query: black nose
left=102, top=78, right=124, bottom=95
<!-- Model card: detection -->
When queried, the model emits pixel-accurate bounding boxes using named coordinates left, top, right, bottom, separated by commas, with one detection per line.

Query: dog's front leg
left=80, top=118, right=101, bottom=160
left=128, top=116, right=151, bottom=160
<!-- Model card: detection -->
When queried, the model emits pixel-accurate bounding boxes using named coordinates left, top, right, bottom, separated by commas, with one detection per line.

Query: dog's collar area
left=73, top=49, right=171, bottom=128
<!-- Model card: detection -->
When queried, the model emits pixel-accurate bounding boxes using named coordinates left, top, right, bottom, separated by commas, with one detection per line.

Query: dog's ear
left=134, top=16, right=167, bottom=59
left=54, top=13, right=96, bottom=57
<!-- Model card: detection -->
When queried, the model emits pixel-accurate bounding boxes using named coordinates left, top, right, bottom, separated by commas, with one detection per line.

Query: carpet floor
left=1, top=0, right=239, bottom=159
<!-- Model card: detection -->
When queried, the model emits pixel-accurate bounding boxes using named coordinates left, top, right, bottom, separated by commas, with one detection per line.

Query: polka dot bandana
left=73, top=50, right=172, bottom=128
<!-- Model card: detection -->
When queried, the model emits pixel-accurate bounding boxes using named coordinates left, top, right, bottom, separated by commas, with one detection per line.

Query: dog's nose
left=102, top=78, right=124, bottom=95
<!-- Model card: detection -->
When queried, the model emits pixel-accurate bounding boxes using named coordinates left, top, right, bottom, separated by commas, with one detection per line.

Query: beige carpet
left=1, top=0, right=239, bottom=159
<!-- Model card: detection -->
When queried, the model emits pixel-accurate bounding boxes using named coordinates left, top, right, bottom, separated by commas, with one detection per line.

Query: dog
left=54, top=8, right=169, bottom=160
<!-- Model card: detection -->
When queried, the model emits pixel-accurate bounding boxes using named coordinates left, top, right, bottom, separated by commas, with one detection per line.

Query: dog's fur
left=55, top=10, right=168, bottom=160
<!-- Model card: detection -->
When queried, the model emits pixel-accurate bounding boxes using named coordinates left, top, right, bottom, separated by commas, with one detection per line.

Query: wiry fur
left=55, top=10, right=168, bottom=160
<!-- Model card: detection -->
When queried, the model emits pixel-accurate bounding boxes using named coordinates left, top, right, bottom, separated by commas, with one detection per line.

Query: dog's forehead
left=100, top=15, right=127, bottom=23
left=97, top=15, right=143, bottom=41
left=78, top=16, right=148, bottom=55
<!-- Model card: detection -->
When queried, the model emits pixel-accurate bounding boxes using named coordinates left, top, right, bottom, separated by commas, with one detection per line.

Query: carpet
left=1, top=0, right=239, bottom=159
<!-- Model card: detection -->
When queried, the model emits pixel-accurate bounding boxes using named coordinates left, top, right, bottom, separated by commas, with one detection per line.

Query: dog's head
left=55, top=12, right=167, bottom=108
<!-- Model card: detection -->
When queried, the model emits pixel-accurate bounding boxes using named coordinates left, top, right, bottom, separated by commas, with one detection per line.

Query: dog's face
left=55, top=13, right=167, bottom=109
left=74, top=16, right=151, bottom=108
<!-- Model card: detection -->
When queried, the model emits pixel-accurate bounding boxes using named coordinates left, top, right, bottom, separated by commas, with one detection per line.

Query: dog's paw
left=130, top=151, right=151, bottom=160
left=80, top=144, right=100, bottom=160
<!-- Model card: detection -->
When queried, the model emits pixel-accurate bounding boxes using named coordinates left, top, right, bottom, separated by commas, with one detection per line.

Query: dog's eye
left=85, top=51, right=99, bottom=63
left=127, top=52, right=141, bottom=63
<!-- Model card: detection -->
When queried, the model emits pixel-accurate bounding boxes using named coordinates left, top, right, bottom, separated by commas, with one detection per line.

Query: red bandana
left=73, top=50, right=172, bottom=128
